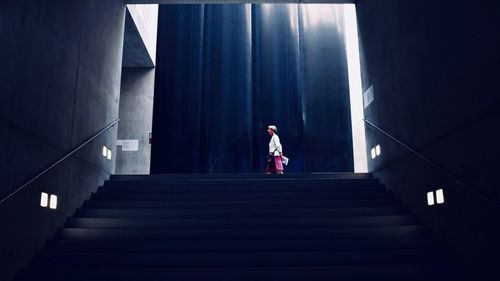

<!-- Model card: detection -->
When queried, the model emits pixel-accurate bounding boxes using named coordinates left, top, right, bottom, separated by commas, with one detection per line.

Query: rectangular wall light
left=436, top=189, right=445, bottom=204
left=40, top=192, right=48, bottom=207
left=370, top=145, right=381, bottom=159
left=427, top=191, right=435, bottom=206
left=49, top=195, right=58, bottom=209
left=102, top=146, right=108, bottom=157
left=427, top=189, right=445, bottom=206
left=107, top=149, right=112, bottom=160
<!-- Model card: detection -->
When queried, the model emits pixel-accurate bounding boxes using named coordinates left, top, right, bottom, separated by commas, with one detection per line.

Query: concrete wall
left=116, top=4, right=158, bottom=174
left=356, top=0, right=500, bottom=276
left=116, top=68, right=155, bottom=174
left=127, top=4, right=158, bottom=65
left=0, top=1, right=126, bottom=280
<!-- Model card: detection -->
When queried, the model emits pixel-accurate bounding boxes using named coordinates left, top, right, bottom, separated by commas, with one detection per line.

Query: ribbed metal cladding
left=152, top=4, right=353, bottom=173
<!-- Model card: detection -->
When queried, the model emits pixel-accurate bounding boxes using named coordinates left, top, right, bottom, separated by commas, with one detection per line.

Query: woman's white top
left=269, top=134, right=283, bottom=156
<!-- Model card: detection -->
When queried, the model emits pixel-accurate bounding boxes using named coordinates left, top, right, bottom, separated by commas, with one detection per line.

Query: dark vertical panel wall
left=356, top=0, right=500, bottom=276
left=299, top=5, right=353, bottom=172
left=201, top=5, right=253, bottom=173
left=251, top=4, right=302, bottom=172
left=152, top=4, right=353, bottom=173
left=151, top=5, right=205, bottom=173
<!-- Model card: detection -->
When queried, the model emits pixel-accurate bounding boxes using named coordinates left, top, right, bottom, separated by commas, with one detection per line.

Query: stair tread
left=32, top=249, right=448, bottom=267
left=17, top=264, right=455, bottom=281
left=57, top=225, right=426, bottom=240
left=75, top=206, right=409, bottom=218
left=66, top=215, right=418, bottom=228
left=43, top=236, right=437, bottom=252
left=82, top=199, right=400, bottom=209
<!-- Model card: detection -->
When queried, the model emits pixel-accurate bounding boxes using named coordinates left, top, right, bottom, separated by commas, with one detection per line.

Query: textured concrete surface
left=116, top=68, right=155, bottom=174
left=127, top=4, right=158, bottom=65
left=357, top=0, right=500, bottom=276
left=118, top=4, right=157, bottom=173
left=0, top=0, right=126, bottom=280
left=123, top=6, right=158, bottom=67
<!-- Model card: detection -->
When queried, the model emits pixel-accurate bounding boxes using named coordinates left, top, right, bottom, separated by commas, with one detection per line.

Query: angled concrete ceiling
left=123, top=9, right=155, bottom=67
left=125, top=0, right=355, bottom=4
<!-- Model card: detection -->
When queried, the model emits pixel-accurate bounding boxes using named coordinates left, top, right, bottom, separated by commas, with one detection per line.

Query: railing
left=363, top=118, right=500, bottom=209
left=0, top=118, right=120, bottom=204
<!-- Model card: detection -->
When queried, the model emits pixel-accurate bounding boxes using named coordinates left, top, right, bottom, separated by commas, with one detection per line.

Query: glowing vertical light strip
left=40, top=192, right=48, bottom=207
left=436, top=189, right=445, bottom=204
left=344, top=4, right=368, bottom=173
left=49, top=194, right=58, bottom=209
left=427, top=192, right=435, bottom=206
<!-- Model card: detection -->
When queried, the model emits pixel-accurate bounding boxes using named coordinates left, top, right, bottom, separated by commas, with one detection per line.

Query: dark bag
left=267, top=148, right=278, bottom=162
left=267, top=153, right=274, bottom=162
left=266, top=153, right=276, bottom=173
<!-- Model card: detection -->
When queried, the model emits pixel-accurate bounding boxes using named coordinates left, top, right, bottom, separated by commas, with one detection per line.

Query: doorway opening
left=117, top=4, right=367, bottom=174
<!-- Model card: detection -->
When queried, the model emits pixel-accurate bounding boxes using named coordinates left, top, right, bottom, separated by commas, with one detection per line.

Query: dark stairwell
left=16, top=173, right=460, bottom=280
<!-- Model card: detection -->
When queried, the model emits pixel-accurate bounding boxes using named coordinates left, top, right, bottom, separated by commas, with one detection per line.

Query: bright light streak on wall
left=344, top=4, right=368, bottom=172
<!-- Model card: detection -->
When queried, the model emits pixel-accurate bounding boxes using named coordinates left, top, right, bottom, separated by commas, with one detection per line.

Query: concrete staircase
left=17, top=173, right=458, bottom=280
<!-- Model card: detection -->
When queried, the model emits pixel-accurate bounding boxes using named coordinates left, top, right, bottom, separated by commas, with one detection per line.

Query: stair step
left=110, top=173, right=374, bottom=181
left=31, top=249, right=448, bottom=267
left=91, top=190, right=391, bottom=200
left=101, top=183, right=383, bottom=189
left=66, top=215, right=418, bottom=229
left=16, top=264, right=455, bottom=281
left=82, top=198, right=399, bottom=208
left=43, top=236, right=437, bottom=253
left=95, top=187, right=387, bottom=195
left=101, top=180, right=380, bottom=189
left=75, top=206, right=409, bottom=218
left=57, top=225, right=425, bottom=240
left=104, top=178, right=378, bottom=186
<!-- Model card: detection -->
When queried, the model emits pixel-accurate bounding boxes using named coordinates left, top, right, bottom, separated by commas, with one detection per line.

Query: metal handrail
left=0, top=118, right=120, bottom=204
left=363, top=118, right=499, bottom=208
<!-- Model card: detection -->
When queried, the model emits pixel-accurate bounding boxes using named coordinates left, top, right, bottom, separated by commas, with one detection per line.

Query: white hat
left=268, top=125, right=277, bottom=132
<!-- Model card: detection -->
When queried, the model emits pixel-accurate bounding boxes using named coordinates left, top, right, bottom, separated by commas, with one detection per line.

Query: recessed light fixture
left=427, top=189, right=446, bottom=206
left=107, top=149, right=112, bottom=160
left=436, top=189, right=444, bottom=204
left=40, top=192, right=48, bottom=207
left=49, top=195, right=58, bottom=209
left=102, top=146, right=108, bottom=157
left=427, top=191, right=435, bottom=206
left=370, top=145, right=381, bottom=159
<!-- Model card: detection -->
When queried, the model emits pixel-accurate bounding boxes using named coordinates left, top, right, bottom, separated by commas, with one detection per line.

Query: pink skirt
left=266, top=156, right=284, bottom=173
